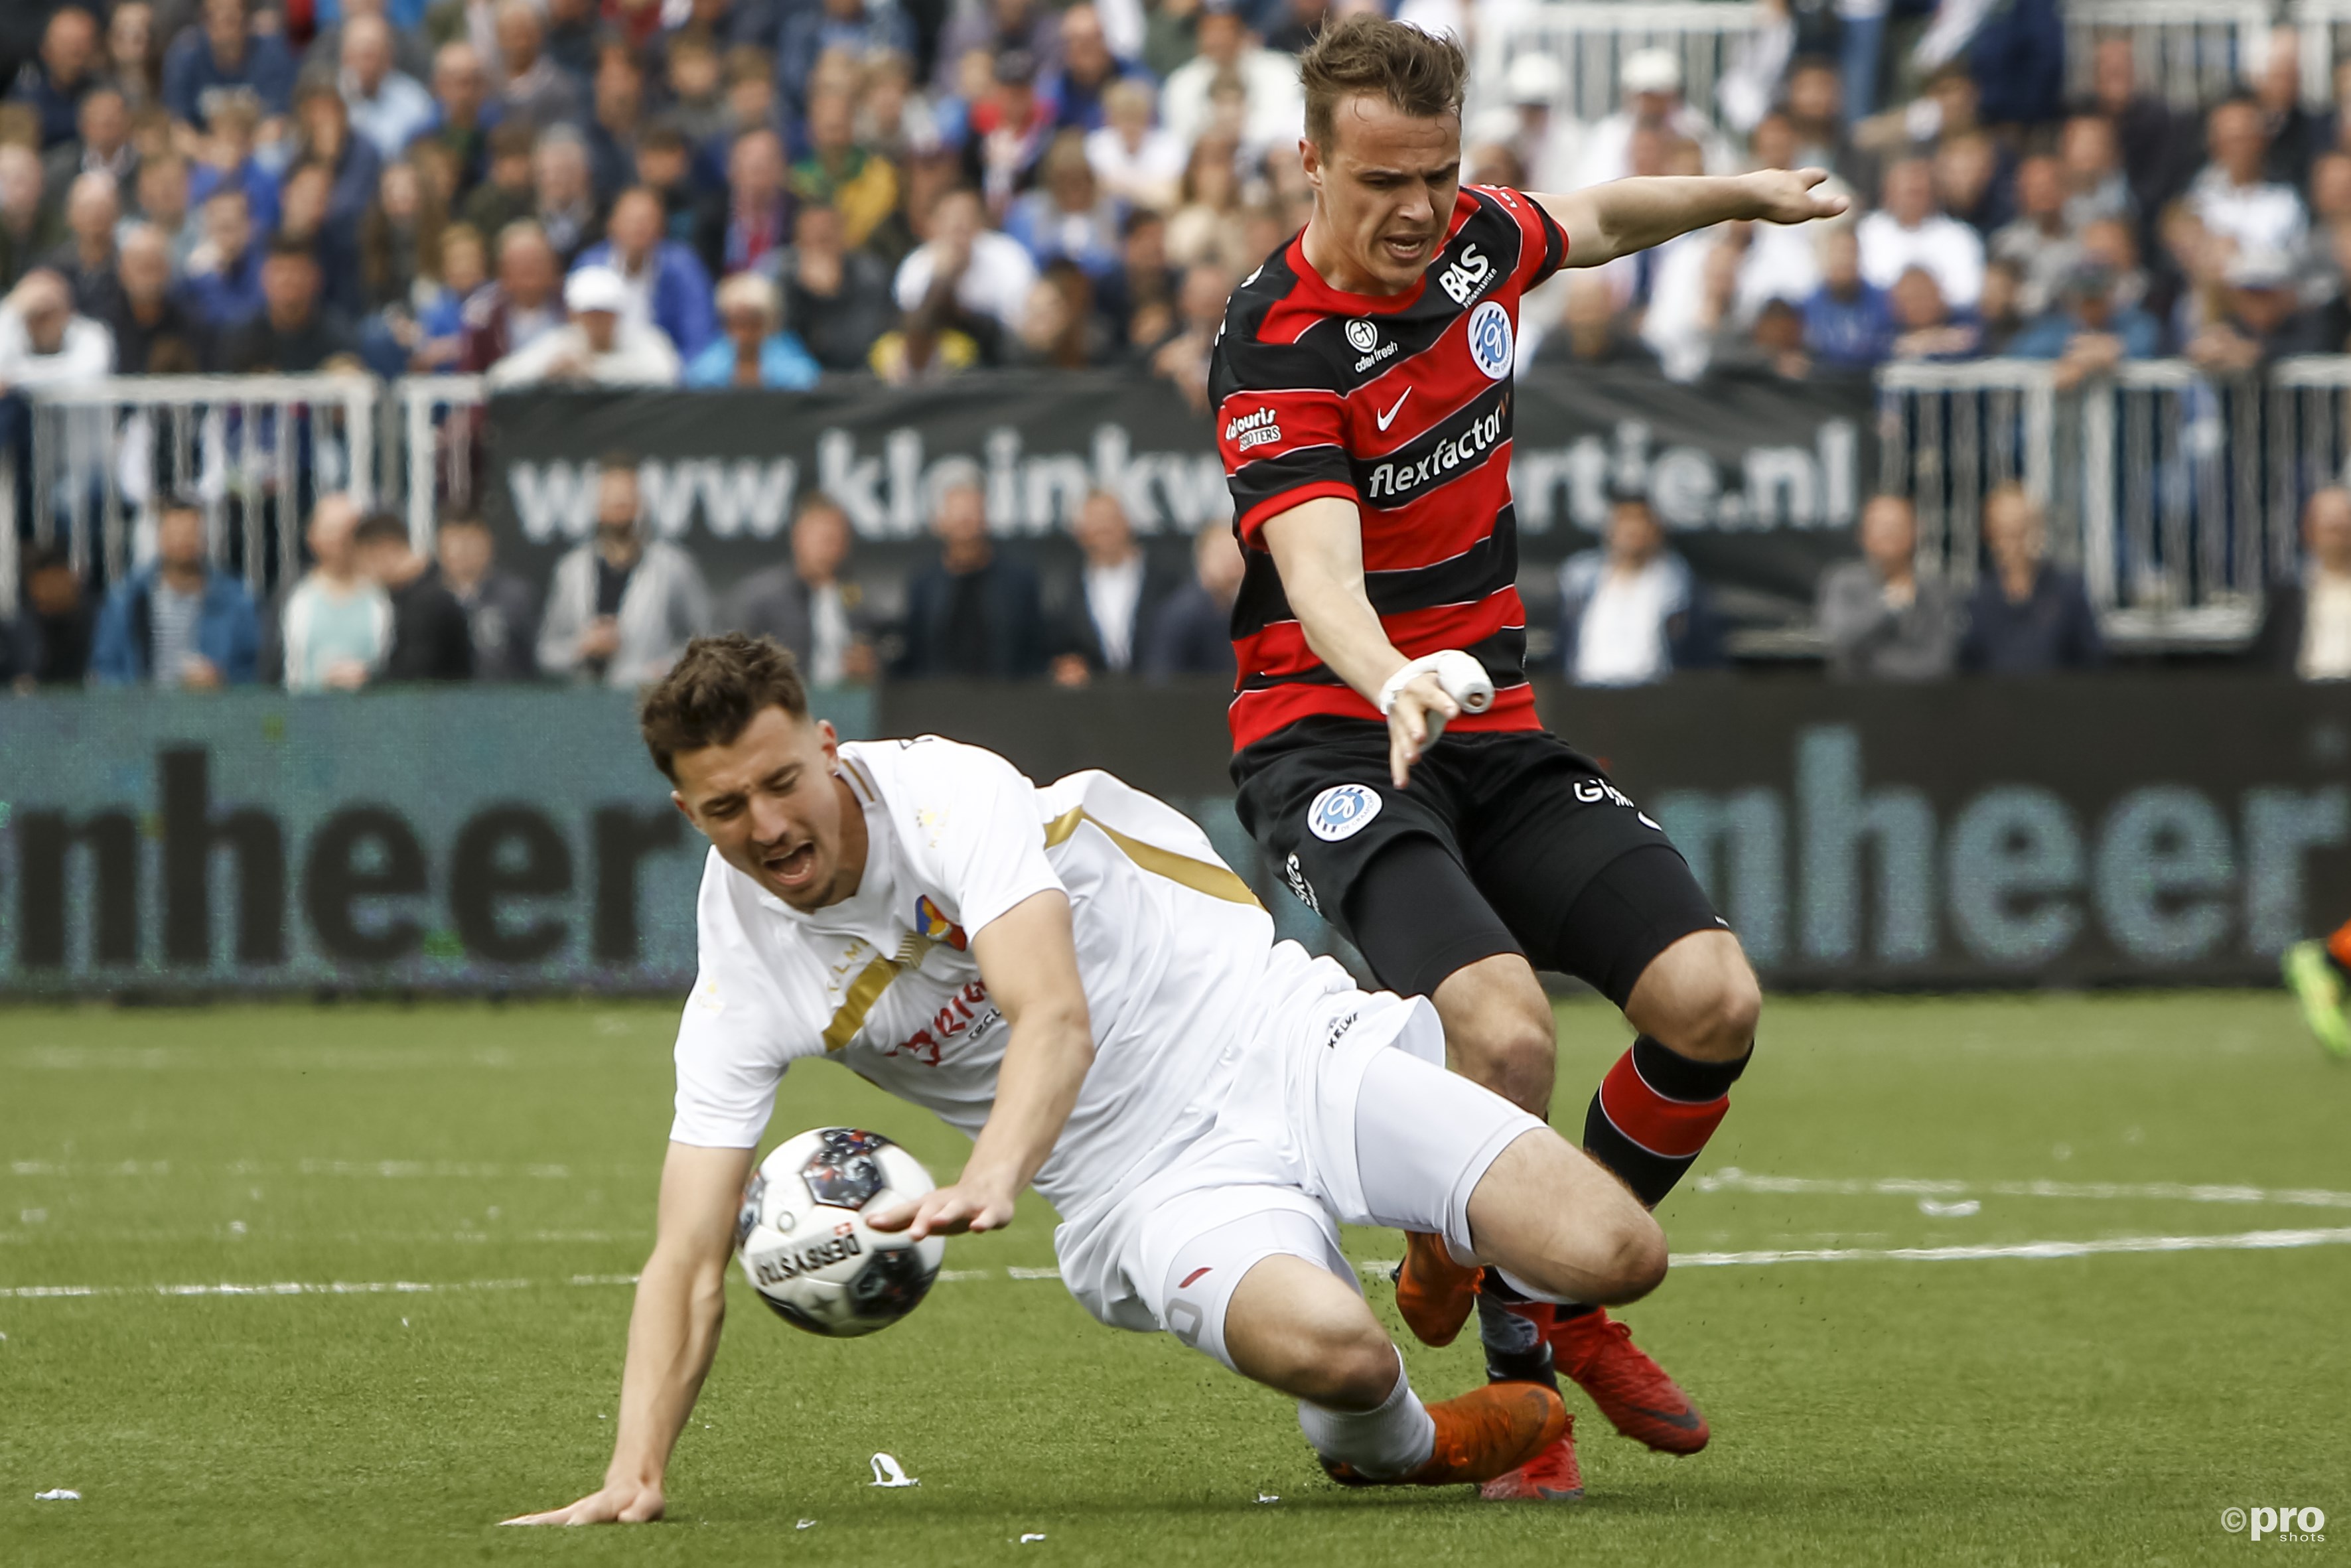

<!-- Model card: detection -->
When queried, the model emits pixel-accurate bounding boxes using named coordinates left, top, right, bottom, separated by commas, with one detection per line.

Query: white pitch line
left=1691, top=1169, right=2351, bottom=1210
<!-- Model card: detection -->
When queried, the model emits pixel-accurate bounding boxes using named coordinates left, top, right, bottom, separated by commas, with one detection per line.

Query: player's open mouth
left=762, top=840, right=819, bottom=888
left=1382, top=234, right=1432, bottom=265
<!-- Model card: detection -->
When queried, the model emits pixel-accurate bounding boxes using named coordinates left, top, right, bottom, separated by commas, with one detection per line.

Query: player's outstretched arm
left=871, top=890, right=1094, bottom=1241
left=1259, top=496, right=1459, bottom=788
left=502, top=1140, right=754, bottom=1526
left=1539, top=167, right=1850, bottom=269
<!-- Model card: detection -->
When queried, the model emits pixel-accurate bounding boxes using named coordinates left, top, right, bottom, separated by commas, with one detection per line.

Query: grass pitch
left=2, top=992, right=2344, bottom=1567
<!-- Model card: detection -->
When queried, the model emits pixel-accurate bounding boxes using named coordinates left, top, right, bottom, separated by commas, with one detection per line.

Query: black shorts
left=1233, top=719, right=1727, bottom=1006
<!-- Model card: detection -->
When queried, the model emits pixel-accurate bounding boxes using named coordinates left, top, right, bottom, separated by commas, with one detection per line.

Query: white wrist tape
left=1376, top=650, right=1495, bottom=717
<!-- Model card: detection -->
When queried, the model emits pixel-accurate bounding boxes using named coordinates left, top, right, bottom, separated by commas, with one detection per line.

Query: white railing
left=393, top=374, right=486, bottom=551
left=2063, top=0, right=2278, bottom=110
left=2293, top=0, right=2351, bottom=106
left=11, top=374, right=377, bottom=601
left=1471, top=2, right=1768, bottom=130
left=1875, top=360, right=2060, bottom=593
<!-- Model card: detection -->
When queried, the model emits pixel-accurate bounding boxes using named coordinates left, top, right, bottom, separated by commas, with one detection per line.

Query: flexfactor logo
left=1308, top=784, right=1383, bottom=843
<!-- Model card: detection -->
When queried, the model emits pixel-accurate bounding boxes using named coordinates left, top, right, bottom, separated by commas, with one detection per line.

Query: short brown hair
left=638, top=634, right=810, bottom=780
left=1299, top=15, right=1467, bottom=149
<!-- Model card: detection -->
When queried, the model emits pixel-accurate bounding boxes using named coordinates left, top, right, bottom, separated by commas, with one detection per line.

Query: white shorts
left=1052, top=943, right=1547, bottom=1372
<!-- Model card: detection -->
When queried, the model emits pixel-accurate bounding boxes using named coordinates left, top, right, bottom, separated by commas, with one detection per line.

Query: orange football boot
left=1391, top=1231, right=1482, bottom=1347
left=1320, top=1383, right=1568, bottom=1488
left=1552, top=1307, right=1709, bottom=1455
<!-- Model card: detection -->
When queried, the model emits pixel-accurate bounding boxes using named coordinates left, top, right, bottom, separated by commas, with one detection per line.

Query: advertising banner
left=482, top=368, right=1876, bottom=618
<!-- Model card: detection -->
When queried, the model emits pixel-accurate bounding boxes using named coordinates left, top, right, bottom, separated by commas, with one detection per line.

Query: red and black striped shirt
left=1210, top=184, right=1569, bottom=754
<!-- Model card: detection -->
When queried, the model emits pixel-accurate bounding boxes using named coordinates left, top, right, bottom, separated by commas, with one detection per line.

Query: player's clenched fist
left=1743, top=167, right=1851, bottom=226
left=502, top=1480, right=666, bottom=1526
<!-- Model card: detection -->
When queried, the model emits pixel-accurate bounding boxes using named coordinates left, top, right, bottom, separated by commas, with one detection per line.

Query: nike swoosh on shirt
left=1376, top=390, right=1411, bottom=431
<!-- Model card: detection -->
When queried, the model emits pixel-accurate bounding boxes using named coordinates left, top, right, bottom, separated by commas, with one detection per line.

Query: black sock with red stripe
left=1583, top=1035, right=1750, bottom=1209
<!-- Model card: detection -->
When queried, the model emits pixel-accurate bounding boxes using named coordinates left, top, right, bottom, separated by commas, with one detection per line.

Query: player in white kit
left=507, top=636, right=1670, bottom=1525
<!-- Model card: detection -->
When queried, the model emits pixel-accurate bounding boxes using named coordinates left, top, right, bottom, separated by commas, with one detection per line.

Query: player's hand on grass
left=1387, top=672, right=1459, bottom=788
left=869, top=1178, right=1017, bottom=1240
left=500, top=1479, right=665, bottom=1526
left=1743, top=167, right=1850, bottom=226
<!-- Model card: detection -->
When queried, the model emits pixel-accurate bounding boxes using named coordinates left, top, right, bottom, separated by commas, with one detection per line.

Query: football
left=735, top=1127, right=946, bottom=1337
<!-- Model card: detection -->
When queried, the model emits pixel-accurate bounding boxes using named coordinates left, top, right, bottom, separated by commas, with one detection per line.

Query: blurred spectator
left=1974, top=257, right=2028, bottom=355
left=273, top=160, right=364, bottom=317
left=358, top=157, right=445, bottom=315
left=1934, top=132, right=2009, bottom=238
left=2059, top=113, right=2132, bottom=232
left=307, top=0, right=434, bottom=84
left=435, top=513, right=539, bottom=680
left=1167, top=134, right=1247, bottom=273
left=459, top=121, right=537, bottom=238
left=2009, top=261, right=2161, bottom=387
left=1803, top=227, right=1894, bottom=370
left=766, top=202, right=894, bottom=373
left=1558, top=491, right=1720, bottom=687
left=2250, top=487, right=2351, bottom=678
left=1859, top=157, right=1985, bottom=310
left=791, top=87, right=904, bottom=255
left=127, top=153, right=197, bottom=271
left=894, top=464, right=1046, bottom=677
left=11, top=544, right=94, bottom=689
left=2190, top=98, right=2308, bottom=261
left=781, top=0, right=917, bottom=130
left=44, top=84, right=133, bottom=195
left=573, top=186, right=717, bottom=359
left=179, top=186, right=266, bottom=329
left=91, top=496, right=258, bottom=688
left=1573, top=48, right=1725, bottom=190
left=353, top=510, right=474, bottom=681
left=1816, top=493, right=1959, bottom=680
left=103, top=224, right=198, bottom=373
left=1534, top=271, right=1653, bottom=368
left=541, top=0, right=600, bottom=84
left=634, top=121, right=719, bottom=252
left=106, top=3, right=164, bottom=117
left=11, top=7, right=102, bottom=149
left=965, top=50, right=1053, bottom=213
left=1142, top=522, right=1243, bottom=681
left=1958, top=484, right=2103, bottom=674
left=1047, top=490, right=1178, bottom=684
left=2186, top=246, right=2326, bottom=370
left=1719, top=296, right=1812, bottom=380
left=1887, top=265, right=1976, bottom=362
left=1086, top=79, right=1181, bottom=213
left=186, top=94, right=279, bottom=235
left=46, top=170, right=125, bottom=321
left=216, top=238, right=361, bottom=372
left=1046, top=5, right=1141, bottom=133
left=1007, top=131, right=1121, bottom=278
left=0, top=144, right=66, bottom=290
left=421, top=42, right=496, bottom=193
left=721, top=492, right=876, bottom=685
left=895, top=186, right=1038, bottom=341
left=398, top=222, right=486, bottom=370
left=281, top=494, right=392, bottom=691
left=2315, top=154, right=2351, bottom=228
left=291, top=81, right=385, bottom=238
left=2254, top=25, right=2318, bottom=192
left=1989, top=155, right=2080, bottom=316
left=163, top=0, right=296, bottom=129
left=486, top=263, right=681, bottom=386
left=530, top=125, right=601, bottom=262
left=1159, top=0, right=1303, bottom=155
left=535, top=457, right=713, bottom=686
left=493, top=0, right=583, bottom=130
left=1099, top=207, right=1176, bottom=354
left=585, top=43, right=648, bottom=202
left=716, top=126, right=790, bottom=277
left=2086, top=38, right=2196, bottom=226
left=1963, top=0, right=2063, bottom=131
left=340, top=15, right=437, bottom=163
left=685, top=270, right=820, bottom=387
left=1782, top=58, right=1875, bottom=196
left=0, top=269, right=114, bottom=388
left=1010, top=259, right=1105, bottom=368
left=460, top=218, right=563, bottom=370
left=658, top=36, right=728, bottom=148
left=1147, top=260, right=1232, bottom=410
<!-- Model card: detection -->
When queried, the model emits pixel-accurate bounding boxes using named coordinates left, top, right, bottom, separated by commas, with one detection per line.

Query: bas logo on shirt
left=1437, top=242, right=1493, bottom=307
left=915, top=895, right=967, bottom=950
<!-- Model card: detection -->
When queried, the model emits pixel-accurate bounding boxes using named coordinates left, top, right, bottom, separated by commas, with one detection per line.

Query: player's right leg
left=2283, top=922, right=2351, bottom=1058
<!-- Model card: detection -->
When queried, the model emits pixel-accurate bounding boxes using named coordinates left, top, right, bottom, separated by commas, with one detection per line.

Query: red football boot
left=1551, top=1307, right=1709, bottom=1455
left=1320, top=1382, right=1567, bottom=1489
left=1478, top=1418, right=1585, bottom=1502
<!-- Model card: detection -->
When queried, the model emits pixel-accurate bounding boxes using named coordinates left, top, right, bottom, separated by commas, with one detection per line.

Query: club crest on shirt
left=1307, top=784, right=1382, bottom=843
left=1344, top=319, right=1379, bottom=353
left=1467, top=299, right=1513, bottom=379
left=915, top=894, right=967, bottom=950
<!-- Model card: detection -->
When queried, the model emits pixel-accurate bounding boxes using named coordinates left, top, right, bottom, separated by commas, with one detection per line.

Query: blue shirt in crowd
left=162, top=29, right=297, bottom=127
left=1803, top=282, right=1896, bottom=370
left=684, top=333, right=823, bottom=390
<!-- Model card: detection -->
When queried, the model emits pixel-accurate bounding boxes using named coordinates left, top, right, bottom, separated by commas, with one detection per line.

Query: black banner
left=484, top=368, right=1877, bottom=619
left=884, top=674, right=2351, bottom=990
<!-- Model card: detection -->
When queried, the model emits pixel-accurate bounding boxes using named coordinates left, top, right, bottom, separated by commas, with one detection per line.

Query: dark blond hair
left=639, top=634, right=810, bottom=780
left=1299, top=15, right=1467, bottom=149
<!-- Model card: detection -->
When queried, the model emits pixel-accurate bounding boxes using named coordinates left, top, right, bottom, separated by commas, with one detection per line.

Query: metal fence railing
left=1875, top=360, right=2060, bottom=595
left=1470, top=2, right=1768, bottom=129
left=2062, top=0, right=2279, bottom=110
left=393, top=374, right=487, bottom=552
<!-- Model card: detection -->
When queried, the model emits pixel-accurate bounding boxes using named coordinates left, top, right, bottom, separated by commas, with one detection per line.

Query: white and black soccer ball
left=735, top=1127, right=944, bottom=1338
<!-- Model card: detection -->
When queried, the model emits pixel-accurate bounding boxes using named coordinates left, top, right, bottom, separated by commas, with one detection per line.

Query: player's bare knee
left=1590, top=1210, right=1669, bottom=1304
left=1455, top=1009, right=1555, bottom=1109
left=1664, top=963, right=1761, bottom=1063
left=1292, top=1322, right=1400, bottom=1411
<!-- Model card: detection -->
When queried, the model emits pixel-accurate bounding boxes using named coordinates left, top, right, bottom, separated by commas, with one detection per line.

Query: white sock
left=1295, top=1348, right=1436, bottom=1480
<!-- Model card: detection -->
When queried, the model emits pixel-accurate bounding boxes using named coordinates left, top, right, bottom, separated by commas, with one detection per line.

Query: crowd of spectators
left=5, top=0, right=2351, bottom=691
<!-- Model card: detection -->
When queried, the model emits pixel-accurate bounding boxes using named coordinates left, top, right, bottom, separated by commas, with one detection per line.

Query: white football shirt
left=670, top=737, right=1279, bottom=1214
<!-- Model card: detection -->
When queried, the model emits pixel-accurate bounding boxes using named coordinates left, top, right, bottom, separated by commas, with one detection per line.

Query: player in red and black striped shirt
left=1210, top=17, right=1845, bottom=1502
